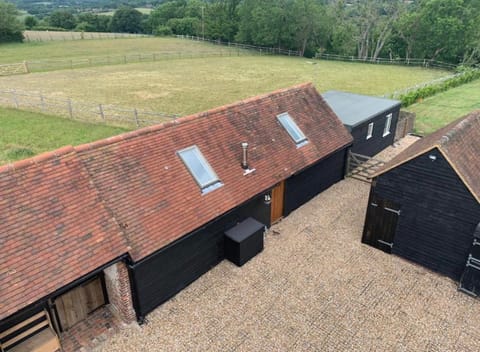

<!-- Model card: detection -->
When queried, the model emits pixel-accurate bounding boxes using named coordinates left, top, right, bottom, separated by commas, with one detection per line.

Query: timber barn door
left=362, top=195, right=401, bottom=253
left=270, top=181, right=285, bottom=224
left=54, top=276, right=106, bottom=331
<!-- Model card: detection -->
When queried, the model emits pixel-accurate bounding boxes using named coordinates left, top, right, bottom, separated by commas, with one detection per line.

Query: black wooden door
left=362, top=195, right=400, bottom=253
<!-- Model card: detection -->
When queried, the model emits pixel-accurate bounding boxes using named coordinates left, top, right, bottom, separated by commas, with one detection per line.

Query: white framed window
left=366, top=122, right=374, bottom=140
left=277, top=112, right=308, bottom=147
left=383, top=113, right=392, bottom=137
left=177, top=145, right=222, bottom=193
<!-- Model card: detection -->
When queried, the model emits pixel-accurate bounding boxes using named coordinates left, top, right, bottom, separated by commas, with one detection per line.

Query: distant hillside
left=9, top=0, right=162, bottom=16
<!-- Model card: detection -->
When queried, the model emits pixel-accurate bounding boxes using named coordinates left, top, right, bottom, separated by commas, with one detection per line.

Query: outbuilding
left=362, top=111, right=480, bottom=290
left=75, top=83, right=353, bottom=320
left=323, top=91, right=401, bottom=156
left=0, top=83, right=353, bottom=347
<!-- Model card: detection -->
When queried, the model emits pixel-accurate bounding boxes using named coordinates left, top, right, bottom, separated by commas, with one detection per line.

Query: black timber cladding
left=130, top=145, right=349, bottom=318
left=323, top=91, right=401, bottom=156
left=368, top=148, right=480, bottom=280
left=130, top=193, right=270, bottom=318
left=284, top=147, right=348, bottom=216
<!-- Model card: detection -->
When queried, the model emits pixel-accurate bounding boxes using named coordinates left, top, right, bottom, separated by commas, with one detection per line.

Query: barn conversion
left=0, top=83, right=352, bottom=350
left=323, top=91, right=401, bottom=156
left=362, top=111, right=480, bottom=292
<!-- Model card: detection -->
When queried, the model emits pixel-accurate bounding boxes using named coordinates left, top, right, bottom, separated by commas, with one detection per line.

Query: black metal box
left=224, top=217, right=265, bottom=266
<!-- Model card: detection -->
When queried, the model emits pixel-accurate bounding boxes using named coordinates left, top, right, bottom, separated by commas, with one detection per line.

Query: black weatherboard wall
left=130, top=193, right=270, bottom=319
left=284, top=147, right=348, bottom=215
left=323, top=91, right=401, bottom=157
left=364, top=148, right=480, bottom=280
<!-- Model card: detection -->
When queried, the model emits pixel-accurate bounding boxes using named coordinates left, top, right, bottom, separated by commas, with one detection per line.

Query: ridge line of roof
left=74, top=82, right=315, bottom=153
left=439, top=112, right=477, bottom=146
left=0, top=145, right=75, bottom=175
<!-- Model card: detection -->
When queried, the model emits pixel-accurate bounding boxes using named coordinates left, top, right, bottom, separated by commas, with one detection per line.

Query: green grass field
left=0, top=37, right=462, bottom=165
left=406, top=79, right=480, bottom=135
left=0, top=55, right=448, bottom=115
left=0, top=107, right=128, bottom=165
left=0, top=37, right=232, bottom=64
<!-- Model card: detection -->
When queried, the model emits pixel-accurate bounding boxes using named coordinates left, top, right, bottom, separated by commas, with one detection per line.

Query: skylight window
left=277, top=113, right=308, bottom=147
left=383, top=113, right=392, bottom=137
left=177, top=146, right=222, bottom=193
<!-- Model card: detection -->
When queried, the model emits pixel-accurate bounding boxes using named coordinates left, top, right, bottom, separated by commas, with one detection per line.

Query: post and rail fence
left=173, top=35, right=302, bottom=57
left=316, top=53, right=457, bottom=71
left=0, top=89, right=179, bottom=128
left=23, top=30, right=151, bottom=42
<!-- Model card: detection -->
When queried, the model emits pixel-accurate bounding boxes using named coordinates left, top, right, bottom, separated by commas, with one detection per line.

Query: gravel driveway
left=96, top=137, right=480, bottom=352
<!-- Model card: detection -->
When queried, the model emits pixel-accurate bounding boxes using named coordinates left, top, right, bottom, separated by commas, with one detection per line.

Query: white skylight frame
left=177, top=145, right=222, bottom=193
left=383, top=113, right=392, bottom=137
left=366, top=122, right=374, bottom=140
left=277, top=112, right=308, bottom=147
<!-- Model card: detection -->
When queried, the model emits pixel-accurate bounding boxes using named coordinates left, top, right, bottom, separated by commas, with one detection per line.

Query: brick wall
left=104, top=262, right=136, bottom=324
left=395, top=110, right=416, bottom=141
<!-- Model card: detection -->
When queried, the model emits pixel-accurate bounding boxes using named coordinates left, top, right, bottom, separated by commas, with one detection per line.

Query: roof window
left=277, top=113, right=308, bottom=147
left=177, top=146, right=222, bottom=193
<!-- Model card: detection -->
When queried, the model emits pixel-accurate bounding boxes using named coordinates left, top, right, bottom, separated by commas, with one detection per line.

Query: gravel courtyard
left=96, top=138, right=480, bottom=352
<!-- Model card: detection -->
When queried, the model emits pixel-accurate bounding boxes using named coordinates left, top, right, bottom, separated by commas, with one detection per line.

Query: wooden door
left=54, top=276, right=106, bottom=331
left=270, top=181, right=285, bottom=224
left=362, top=195, right=400, bottom=253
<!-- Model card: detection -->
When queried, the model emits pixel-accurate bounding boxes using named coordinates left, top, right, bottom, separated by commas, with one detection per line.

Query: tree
left=0, top=1, right=23, bottom=43
left=77, top=13, right=111, bottom=32
left=352, top=0, right=404, bottom=60
left=204, top=0, right=240, bottom=41
left=48, top=10, right=76, bottom=30
left=110, top=6, right=143, bottom=33
left=24, top=16, right=38, bottom=30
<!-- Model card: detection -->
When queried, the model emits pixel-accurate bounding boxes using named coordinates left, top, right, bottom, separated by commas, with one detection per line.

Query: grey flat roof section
left=323, top=91, right=401, bottom=129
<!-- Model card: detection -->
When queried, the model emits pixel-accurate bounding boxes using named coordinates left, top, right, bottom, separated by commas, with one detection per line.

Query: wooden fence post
left=67, top=99, right=73, bottom=119
left=99, top=104, right=105, bottom=122
left=40, top=95, right=46, bottom=111
left=23, top=61, right=30, bottom=73
left=133, top=108, right=140, bottom=128
left=11, top=90, right=19, bottom=108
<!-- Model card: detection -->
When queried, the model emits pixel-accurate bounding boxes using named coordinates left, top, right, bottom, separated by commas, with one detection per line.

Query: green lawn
left=0, top=37, right=237, bottom=64
left=0, top=56, right=448, bottom=115
left=406, top=79, right=480, bottom=135
left=0, top=107, right=128, bottom=165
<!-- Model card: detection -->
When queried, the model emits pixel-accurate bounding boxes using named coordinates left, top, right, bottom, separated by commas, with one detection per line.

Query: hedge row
left=399, top=68, right=480, bottom=107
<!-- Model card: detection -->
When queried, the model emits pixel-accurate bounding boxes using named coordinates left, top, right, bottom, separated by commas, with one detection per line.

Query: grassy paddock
left=0, top=107, right=128, bottom=165
left=0, top=37, right=233, bottom=64
left=0, top=56, right=448, bottom=115
left=406, top=79, right=480, bottom=135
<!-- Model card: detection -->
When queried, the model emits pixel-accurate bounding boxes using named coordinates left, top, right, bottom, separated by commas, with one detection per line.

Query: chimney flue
left=241, top=142, right=249, bottom=169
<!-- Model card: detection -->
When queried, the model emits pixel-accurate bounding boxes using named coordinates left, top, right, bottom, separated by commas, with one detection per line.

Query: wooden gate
left=54, top=276, right=106, bottom=331
left=346, top=151, right=385, bottom=182
left=270, top=181, right=285, bottom=224
left=362, top=195, right=401, bottom=253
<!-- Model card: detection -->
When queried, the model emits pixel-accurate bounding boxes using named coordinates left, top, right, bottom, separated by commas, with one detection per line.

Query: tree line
left=1, top=0, right=479, bottom=65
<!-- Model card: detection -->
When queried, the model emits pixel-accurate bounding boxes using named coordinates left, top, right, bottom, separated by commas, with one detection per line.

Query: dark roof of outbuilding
left=375, top=110, right=480, bottom=202
left=0, top=148, right=129, bottom=321
left=75, top=83, right=353, bottom=261
left=322, top=91, right=401, bottom=129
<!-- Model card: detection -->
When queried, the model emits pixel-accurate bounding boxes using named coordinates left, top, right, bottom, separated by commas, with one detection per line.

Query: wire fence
left=316, top=53, right=457, bottom=71
left=23, top=30, right=151, bottom=42
left=0, top=89, right=179, bottom=128
left=385, top=72, right=463, bottom=100
left=174, top=35, right=302, bottom=57
left=22, top=48, right=258, bottom=73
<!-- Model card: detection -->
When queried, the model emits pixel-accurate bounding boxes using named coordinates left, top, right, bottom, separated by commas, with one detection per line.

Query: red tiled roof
left=0, top=83, right=351, bottom=318
left=375, top=110, right=480, bottom=202
left=75, top=83, right=353, bottom=260
left=0, top=148, right=129, bottom=320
